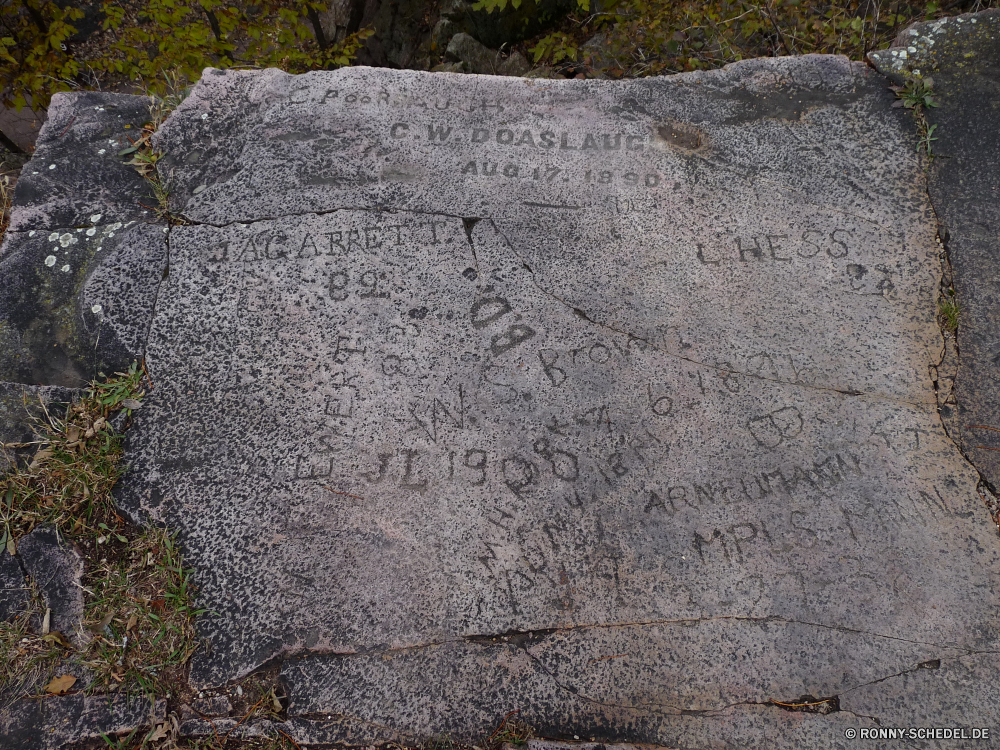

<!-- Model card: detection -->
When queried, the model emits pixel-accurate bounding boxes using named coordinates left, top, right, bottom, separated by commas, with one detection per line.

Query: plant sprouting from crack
left=940, top=289, right=959, bottom=333
left=892, top=74, right=940, bottom=162
left=120, top=72, right=190, bottom=224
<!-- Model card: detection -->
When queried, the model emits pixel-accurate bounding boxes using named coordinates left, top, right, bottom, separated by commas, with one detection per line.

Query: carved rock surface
left=5, top=38, right=999, bottom=747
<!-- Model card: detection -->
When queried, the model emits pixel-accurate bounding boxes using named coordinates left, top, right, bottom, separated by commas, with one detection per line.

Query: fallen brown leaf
left=147, top=722, right=170, bottom=742
left=126, top=613, right=137, bottom=631
left=44, top=674, right=77, bottom=694
left=28, top=448, right=53, bottom=470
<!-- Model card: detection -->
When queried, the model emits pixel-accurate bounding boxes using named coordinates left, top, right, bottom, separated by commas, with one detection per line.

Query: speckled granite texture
left=2, top=15, right=1000, bottom=747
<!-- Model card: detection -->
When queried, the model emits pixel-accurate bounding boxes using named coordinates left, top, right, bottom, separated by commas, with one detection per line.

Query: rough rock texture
left=48, top=53, right=994, bottom=746
left=0, top=551, right=27, bottom=621
left=446, top=33, right=530, bottom=76
left=17, top=526, right=84, bottom=643
left=0, top=695, right=165, bottom=750
left=2, top=27, right=998, bottom=745
left=0, top=222, right=168, bottom=387
left=0, top=382, right=78, bottom=474
left=437, top=0, right=576, bottom=51
left=8, top=92, right=157, bottom=233
left=871, top=10, right=1000, bottom=495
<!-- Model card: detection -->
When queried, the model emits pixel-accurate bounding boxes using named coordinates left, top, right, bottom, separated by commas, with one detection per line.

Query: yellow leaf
left=44, top=674, right=77, bottom=694
left=42, top=631, right=74, bottom=649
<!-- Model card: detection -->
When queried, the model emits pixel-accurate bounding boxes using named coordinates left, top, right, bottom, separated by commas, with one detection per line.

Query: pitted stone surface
left=156, top=60, right=942, bottom=404
left=17, top=526, right=84, bottom=642
left=0, top=222, right=168, bottom=387
left=0, top=383, right=78, bottom=474
left=8, top=92, right=158, bottom=233
left=872, top=10, right=1000, bottom=494
left=109, top=57, right=1000, bottom=746
left=0, top=695, right=165, bottom=750
left=93, top=56, right=1000, bottom=745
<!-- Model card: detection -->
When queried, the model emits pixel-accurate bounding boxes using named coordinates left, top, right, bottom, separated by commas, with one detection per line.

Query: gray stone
left=871, top=10, right=1000, bottom=495
left=0, top=695, right=165, bottom=750
left=0, top=551, right=27, bottom=622
left=0, top=382, right=78, bottom=474
left=80, top=54, right=1000, bottom=745
left=447, top=32, right=503, bottom=74
left=190, top=695, right=233, bottom=716
left=17, top=526, right=84, bottom=643
left=499, top=51, right=531, bottom=77
left=8, top=92, right=158, bottom=233
left=0, top=221, right=168, bottom=388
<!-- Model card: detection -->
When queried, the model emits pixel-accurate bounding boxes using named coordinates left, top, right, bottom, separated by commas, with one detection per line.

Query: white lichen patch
left=90, top=213, right=102, bottom=223
left=110, top=222, right=123, bottom=231
left=58, top=233, right=78, bottom=247
left=48, top=164, right=56, bottom=170
left=28, top=231, right=35, bottom=237
left=98, top=149, right=106, bottom=155
left=86, top=228, right=97, bottom=237
left=61, top=264, right=70, bottom=272
left=44, top=255, right=56, bottom=267
left=48, top=232, right=59, bottom=242
left=91, top=304, right=103, bottom=314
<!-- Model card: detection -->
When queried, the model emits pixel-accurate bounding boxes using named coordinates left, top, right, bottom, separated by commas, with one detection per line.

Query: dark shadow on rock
left=17, top=526, right=84, bottom=643
left=0, top=222, right=168, bottom=389
left=0, top=695, right=164, bottom=750
left=0, top=551, right=27, bottom=622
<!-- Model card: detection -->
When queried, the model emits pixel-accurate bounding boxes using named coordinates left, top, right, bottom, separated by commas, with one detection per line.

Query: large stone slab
left=17, top=526, right=85, bottom=644
left=94, top=56, right=1000, bottom=745
left=871, top=11, right=1000, bottom=495
left=3, top=51, right=991, bottom=746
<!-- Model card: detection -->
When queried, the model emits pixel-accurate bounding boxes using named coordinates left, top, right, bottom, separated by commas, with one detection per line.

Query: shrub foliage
left=0, top=1, right=372, bottom=109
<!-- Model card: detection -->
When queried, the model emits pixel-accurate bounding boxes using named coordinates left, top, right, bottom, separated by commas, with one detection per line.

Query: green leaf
left=118, top=146, right=139, bottom=156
